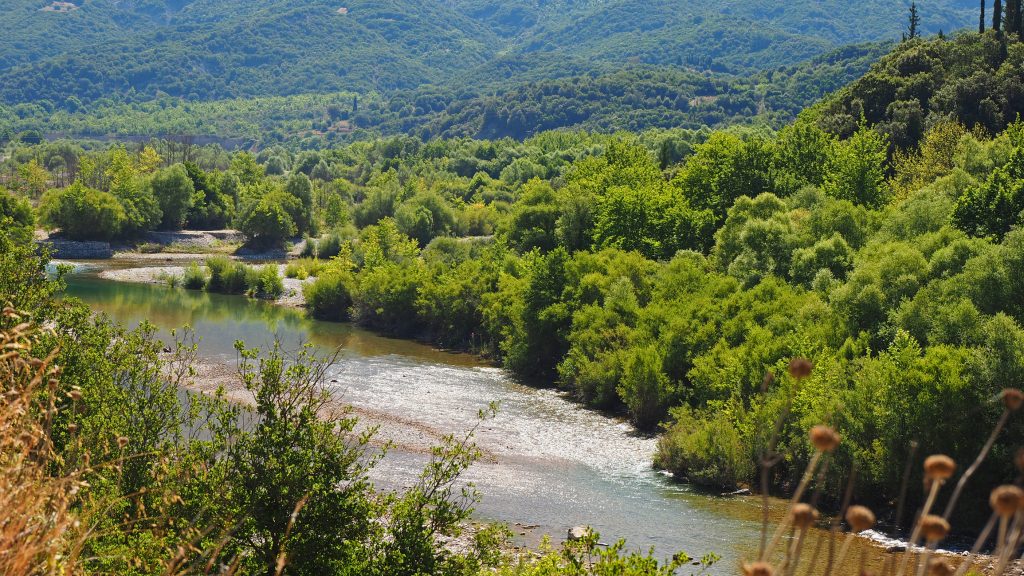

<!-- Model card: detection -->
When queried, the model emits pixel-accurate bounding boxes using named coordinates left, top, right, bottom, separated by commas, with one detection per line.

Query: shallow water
left=60, top=264, right=929, bottom=573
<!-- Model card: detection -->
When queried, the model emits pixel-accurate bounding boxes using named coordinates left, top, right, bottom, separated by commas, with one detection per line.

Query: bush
left=304, top=271, right=354, bottom=321
left=206, top=255, right=248, bottom=295
left=182, top=262, right=207, bottom=290
left=285, top=258, right=327, bottom=280
left=252, top=264, right=284, bottom=299
left=240, top=193, right=298, bottom=246
left=38, top=182, right=126, bottom=241
left=654, top=407, right=754, bottom=489
left=0, top=188, right=35, bottom=243
left=317, top=232, right=343, bottom=259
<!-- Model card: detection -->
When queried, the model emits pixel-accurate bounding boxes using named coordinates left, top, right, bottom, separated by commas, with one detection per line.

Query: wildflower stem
left=896, top=479, right=942, bottom=576
left=914, top=543, right=937, bottom=576
left=942, top=408, right=1010, bottom=520
left=992, top=510, right=1024, bottom=576
left=762, top=450, right=823, bottom=562
left=831, top=533, right=856, bottom=573
left=951, top=512, right=997, bottom=576
left=784, top=526, right=808, bottom=576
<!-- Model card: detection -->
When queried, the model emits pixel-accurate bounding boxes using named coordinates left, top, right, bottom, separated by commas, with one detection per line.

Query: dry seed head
left=1016, top=448, right=1024, bottom=472
left=67, top=423, right=78, bottom=434
left=743, top=561, right=775, bottom=576
left=845, top=505, right=876, bottom=532
left=989, top=485, right=1023, bottom=517
left=788, top=357, right=813, bottom=380
left=919, top=515, right=950, bottom=542
left=68, top=388, right=82, bottom=401
left=791, top=503, right=819, bottom=528
left=809, top=425, right=840, bottom=452
left=1003, top=388, right=1024, bottom=411
left=929, top=560, right=955, bottom=576
left=923, top=455, right=956, bottom=481
left=117, top=436, right=129, bottom=449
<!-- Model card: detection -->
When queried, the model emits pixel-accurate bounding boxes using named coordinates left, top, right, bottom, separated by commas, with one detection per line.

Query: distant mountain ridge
left=0, top=0, right=978, bottom=108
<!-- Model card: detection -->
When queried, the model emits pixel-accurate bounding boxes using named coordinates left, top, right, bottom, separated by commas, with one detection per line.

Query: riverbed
left=58, top=260, right=968, bottom=574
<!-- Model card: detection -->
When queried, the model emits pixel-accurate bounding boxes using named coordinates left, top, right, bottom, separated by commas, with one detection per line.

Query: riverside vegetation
left=0, top=220, right=727, bottom=575
left=5, top=16, right=1024, bottom=575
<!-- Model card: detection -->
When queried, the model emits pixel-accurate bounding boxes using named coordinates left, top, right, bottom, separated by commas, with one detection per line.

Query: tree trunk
left=981, top=0, right=987, bottom=33
left=994, top=0, right=1003, bottom=32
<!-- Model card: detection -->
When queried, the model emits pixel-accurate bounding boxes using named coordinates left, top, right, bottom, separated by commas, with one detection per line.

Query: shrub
left=240, top=193, right=298, bottom=246
left=182, top=263, right=207, bottom=290
left=654, top=407, right=754, bottom=489
left=38, top=182, right=126, bottom=241
left=317, top=232, right=343, bottom=259
left=285, top=258, right=327, bottom=280
left=206, top=256, right=248, bottom=295
left=252, top=264, right=284, bottom=299
left=304, top=271, right=354, bottom=321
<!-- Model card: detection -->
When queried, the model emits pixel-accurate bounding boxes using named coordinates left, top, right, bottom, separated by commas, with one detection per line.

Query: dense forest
left=0, top=44, right=890, bottom=148
left=0, top=0, right=976, bottom=145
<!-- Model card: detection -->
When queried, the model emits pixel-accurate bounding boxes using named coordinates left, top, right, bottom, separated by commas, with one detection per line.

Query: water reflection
left=64, top=273, right=483, bottom=366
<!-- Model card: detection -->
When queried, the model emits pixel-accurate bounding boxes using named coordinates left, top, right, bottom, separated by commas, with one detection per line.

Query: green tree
left=823, top=124, right=890, bottom=207
left=0, top=188, right=34, bottom=243
left=151, top=164, right=196, bottom=230
left=241, top=194, right=298, bottom=246
left=228, top=342, right=374, bottom=576
left=504, top=179, right=560, bottom=252
left=39, top=181, right=126, bottom=240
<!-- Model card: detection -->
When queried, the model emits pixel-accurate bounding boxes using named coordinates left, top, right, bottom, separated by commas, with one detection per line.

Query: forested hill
left=0, top=0, right=978, bottom=108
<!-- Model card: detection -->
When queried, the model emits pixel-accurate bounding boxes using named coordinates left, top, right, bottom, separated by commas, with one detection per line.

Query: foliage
left=494, top=532, right=718, bottom=576
left=38, top=181, right=126, bottom=240
left=151, top=163, right=195, bottom=230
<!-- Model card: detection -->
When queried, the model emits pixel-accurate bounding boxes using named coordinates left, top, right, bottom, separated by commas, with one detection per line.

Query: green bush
left=317, top=232, right=343, bottom=259
left=206, top=255, right=248, bottom=295
left=182, top=262, right=207, bottom=290
left=285, top=258, right=327, bottom=280
left=38, top=182, right=126, bottom=241
left=304, top=271, right=354, bottom=321
left=252, top=264, right=284, bottom=299
left=654, top=407, right=754, bottom=489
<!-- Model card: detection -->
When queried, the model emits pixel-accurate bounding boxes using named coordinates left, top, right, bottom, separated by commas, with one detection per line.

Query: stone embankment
left=40, top=238, right=114, bottom=259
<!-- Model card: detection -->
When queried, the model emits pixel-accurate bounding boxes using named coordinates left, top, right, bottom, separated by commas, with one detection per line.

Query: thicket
left=256, top=114, right=1024, bottom=524
left=182, top=256, right=284, bottom=300
left=2, top=225, right=721, bottom=575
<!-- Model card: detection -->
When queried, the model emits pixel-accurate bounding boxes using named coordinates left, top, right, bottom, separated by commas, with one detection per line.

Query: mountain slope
left=0, top=0, right=980, bottom=109
left=0, top=0, right=499, bottom=105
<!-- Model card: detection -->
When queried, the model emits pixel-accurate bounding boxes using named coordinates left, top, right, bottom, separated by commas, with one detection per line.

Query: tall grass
left=0, top=310, right=85, bottom=574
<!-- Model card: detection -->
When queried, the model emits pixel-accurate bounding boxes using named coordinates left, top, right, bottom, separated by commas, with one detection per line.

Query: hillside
left=0, top=0, right=978, bottom=110
left=816, top=30, right=1024, bottom=149
left=0, top=0, right=499, bottom=104
left=0, top=44, right=889, bottom=148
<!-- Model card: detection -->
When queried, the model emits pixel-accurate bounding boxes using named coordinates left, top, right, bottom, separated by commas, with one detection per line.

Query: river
left=59, top=262, right=923, bottom=574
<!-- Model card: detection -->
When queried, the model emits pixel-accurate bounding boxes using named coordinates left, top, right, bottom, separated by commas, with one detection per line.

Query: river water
left=60, top=262, right=914, bottom=574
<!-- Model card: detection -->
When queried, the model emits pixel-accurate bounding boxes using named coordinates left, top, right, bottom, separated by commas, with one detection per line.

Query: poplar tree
left=981, top=0, right=986, bottom=33
left=995, top=0, right=1003, bottom=32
